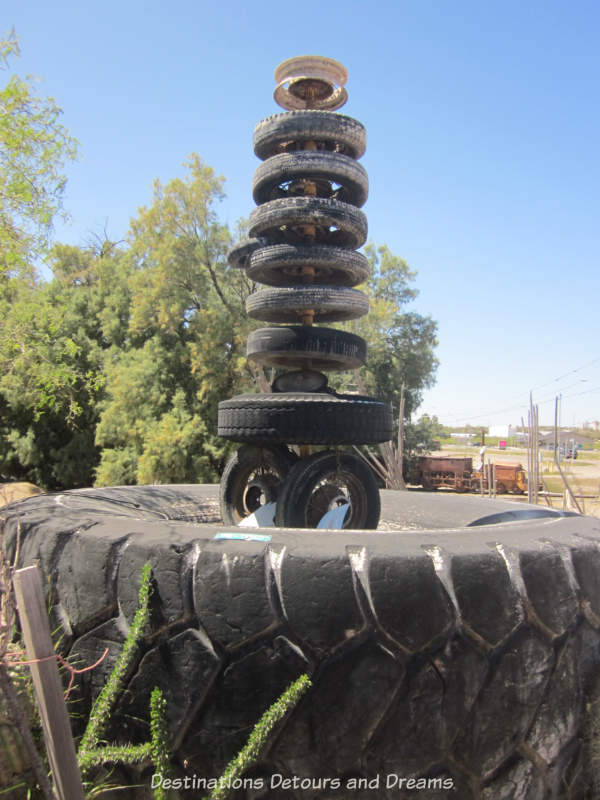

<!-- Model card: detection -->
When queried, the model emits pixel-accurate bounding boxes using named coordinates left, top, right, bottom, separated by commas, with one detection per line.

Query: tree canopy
left=0, top=36, right=438, bottom=489
left=336, top=242, right=439, bottom=420
left=0, top=30, right=78, bottom=287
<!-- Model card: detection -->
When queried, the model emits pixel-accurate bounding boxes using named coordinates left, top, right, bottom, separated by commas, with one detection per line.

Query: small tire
left=247, top=244, right=370, bottom=287
left=217, top=393, right=393, bottom=445
left=252, top=151, right=368, bottom=208
left=245, top=286, right=369, bottom=323
left=248, top=197, right=367, bottom=249
left=220, top=444, right=297, bottom=525
left=246, top=326, right=367, bottom=371
left=274, top=450, right=380, bottom=529
left=227, top=237, right=266, bottom=269
left=253, top=110, right=366, bottom=160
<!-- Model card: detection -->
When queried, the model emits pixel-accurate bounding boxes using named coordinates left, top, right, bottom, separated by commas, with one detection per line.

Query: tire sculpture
left=4, top=55, right=600, bottom=800
left=218, top=56, right=392, bottom=529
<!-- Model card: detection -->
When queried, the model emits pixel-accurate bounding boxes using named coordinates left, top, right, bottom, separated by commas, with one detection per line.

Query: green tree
left=0, top=30, right=78, bottom=286
left=0, top=241, right=131, bottom=488
left=94, top=155, right=256, bottom=486
left=0, top=133, right=439, bottom=489
left=0, top=29, right=80, bottom=487
left=335, top=242, right=439, bottom=418
left=405, top=414, right=446, bottom=450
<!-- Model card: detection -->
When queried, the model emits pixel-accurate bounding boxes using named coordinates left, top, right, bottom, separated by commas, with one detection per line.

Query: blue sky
left=4, top=0, right=599, bottom=429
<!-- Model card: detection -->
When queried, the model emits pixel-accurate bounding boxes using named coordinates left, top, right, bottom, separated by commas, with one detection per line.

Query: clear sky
left=4, top=0, right=599, bottom=429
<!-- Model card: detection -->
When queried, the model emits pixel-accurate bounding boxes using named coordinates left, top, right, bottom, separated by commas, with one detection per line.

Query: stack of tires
left=218, top=57, right=392, bottom=529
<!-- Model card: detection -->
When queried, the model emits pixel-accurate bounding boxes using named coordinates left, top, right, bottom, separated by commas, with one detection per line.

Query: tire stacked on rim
left=218, top=57, right=392, bottom=528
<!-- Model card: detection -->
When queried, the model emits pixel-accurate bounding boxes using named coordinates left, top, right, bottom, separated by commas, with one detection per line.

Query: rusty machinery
left=218, top=56, right=392, bottom=529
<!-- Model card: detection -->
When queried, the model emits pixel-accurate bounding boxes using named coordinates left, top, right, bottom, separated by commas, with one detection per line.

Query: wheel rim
left=231, top=465, right=283, bottom=522
left=242, top=473, right=279, bottom=514
left=303, top=469, right=368, bottom=528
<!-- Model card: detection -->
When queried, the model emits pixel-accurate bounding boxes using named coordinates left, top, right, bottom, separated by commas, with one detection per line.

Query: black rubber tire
left=217, top=392, right=393, bottom=445
left=247, top=243, right=370, bottom=287
left=253, top=110, right=366, bottom=160
left=4, top=485, right=600, bottom=796
left=246, top=326, right=367, bottom=371
left=248, top=197, right=367, bottom=249
left=245, top=286, right=369, bottom=323
left=219, top=444, right=297, bottom=525
left=227, top=237, right=266, bottom=269
left=252, top=151, right=368, bottom=208
left=274, top=450, right=380, bottom=529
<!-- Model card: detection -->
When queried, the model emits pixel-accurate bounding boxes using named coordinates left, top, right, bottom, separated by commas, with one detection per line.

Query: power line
left=426, top=359, right=600, bottom=424
left=433, top=402, right=529, bottom=424
left=529, top=355, right=600, bottom=391
left=564, top=383, right=600, bottom=399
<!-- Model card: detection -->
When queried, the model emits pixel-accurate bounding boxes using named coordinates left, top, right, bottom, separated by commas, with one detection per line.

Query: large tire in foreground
left=2, top=487, right=600, bottom=799
left=217, top=392, right=393, bottom=444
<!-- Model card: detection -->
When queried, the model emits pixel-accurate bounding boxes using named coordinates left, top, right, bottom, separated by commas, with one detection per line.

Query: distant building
left=489, top=425, right=519, bottom=439
left=489, top=425, right=507, bottom=439
left=583, top=420, right=599, bottom=431
left=538, top=431, right=594, bottom=449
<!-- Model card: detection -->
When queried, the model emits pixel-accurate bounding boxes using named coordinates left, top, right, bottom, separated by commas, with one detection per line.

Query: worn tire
left=246, top=243, right=370, bottom=287
left=227, top=236, right=266, bottom=269
left=275, top=450, right=381, bottom=529
left=254, top=110, right=366, bottom=160
left=246, top=286, right=369, bottom=323
left=252, top=151, right=368, bottom=207
left=248, top=197, right=367, bottom=249
left=219, top=444, right=297, bottom=525
left=217, top=392, right=393, bottom=444
left=246, top=325, right=367, bottom=371
left=3, top=487, right=600, bottom=798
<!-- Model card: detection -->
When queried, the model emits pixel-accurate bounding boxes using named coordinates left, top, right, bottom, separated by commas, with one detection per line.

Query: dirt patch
left=0, top=482, right=44, bottom=508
